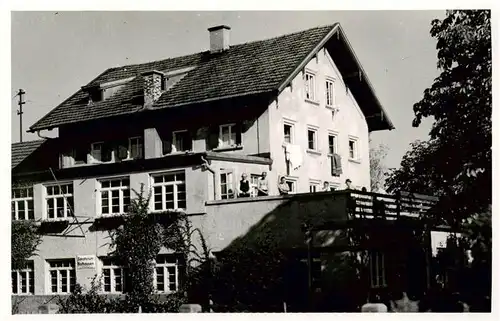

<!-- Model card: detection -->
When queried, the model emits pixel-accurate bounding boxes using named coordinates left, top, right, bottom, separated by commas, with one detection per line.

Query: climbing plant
left=109, top=184, right=166, bottom=311
left=11, top=220, right=42, bottom=270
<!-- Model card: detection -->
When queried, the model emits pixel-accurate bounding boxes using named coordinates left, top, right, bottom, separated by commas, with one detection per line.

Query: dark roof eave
left=277, top=23, right=394, bottom=132
left=336, top=26, right=395, bottom=131
left=28, top=90, right=276, bottom=132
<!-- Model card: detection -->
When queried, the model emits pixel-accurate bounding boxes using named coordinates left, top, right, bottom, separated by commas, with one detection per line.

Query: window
left=250, top=174, right=260, bottom=197
left=99, top=178, right=130, bottom=215
left=309, top=183, right=319, bottom=193
left=152, top=172, right=186, bottom=211
left=325, top=79, right=335, bottom=107
left=348, top=138, right=358, bottom=160
left=48, top=259, right=76, bottom=294
left=307, top=129, right=318, bottom=151
left=370, top=252, right=386, bottom=288
left=172, top=130, right=192, bottom=153
left=101, top=258, right=126, bottom=293
left=284, top=124, right=293, bottom=144
left=91, top=142, right=113, bottom=163
left=12, top=186, right=34, bottom=220
left=304, top=72, right=316, bottom=101
left=328, top=134, right=337, bottom=155
left=45, top=183, right=73, bottom=219
left=284, top=178, right=297, bottom=194
left=328, top=133, right=340, bottom=177
left=220, top=170, right=235, bottom=199
left=74, top=149, right=88, bottom=165
left=128, top=137, right=143, bottom=159
left=89, top=89, right=103, bottom=102
left=12, top=261, right=34, bottom=295
left=154, top=255, right=179, bottom=293
left=219, top=124, right=239, bottom=148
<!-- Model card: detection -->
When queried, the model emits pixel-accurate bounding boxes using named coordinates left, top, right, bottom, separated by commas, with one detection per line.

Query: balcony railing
left=346, top=190, right=438, bottom=220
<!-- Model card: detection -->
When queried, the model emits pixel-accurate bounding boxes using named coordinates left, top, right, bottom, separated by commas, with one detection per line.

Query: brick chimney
left=142, top=70, right=165, bottom=108
left=208, top=25, right=231, bottom=53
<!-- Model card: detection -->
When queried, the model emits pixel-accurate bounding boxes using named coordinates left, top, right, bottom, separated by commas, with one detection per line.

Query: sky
left=10, top=10, right=443, bottom=169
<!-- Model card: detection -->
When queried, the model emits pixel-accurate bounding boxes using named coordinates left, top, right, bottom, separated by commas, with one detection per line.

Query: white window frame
left=327, top=132, right=338, bottom=156
left=98, top=177, right=130, bottom=216
left=249, top=174, right=261, bottom=197
left=219, top=169, right=236, bottom=200
left=153, top=255, right=179, bottom=294
left=12, top=261, right=34, bottom=295
left=128, top=137, right=143, bottom=159
left=47, top=259, right=76, bottom=294
left=325, top=78, right=336, bottom=107
left=218, top=124, right=237, bottom=148
left=91, top=142, right=104, bottom=163
left=90, top=141, right=116, bottom=163
left=284, top=176, right=298, bottom=194
left=12, top=186, right=34, bottom=220
left=100, top=258, right=126, bottom=294
left=283, top=122, right=295, bottom=144
left=151, top=171, right=187, bottom=212
left=309, top=180, right=320, bottom=193
left=348, top=136, right=359, bottom=161
left=44, top=183, right=73, bottom=220
left=329, top=182, right=340, bottom=192
left=172, top=130, right=192, bottom=153
left=370, top=251, right=387, bottom=288
left=307, top=127, right=319, bottom=151
left=304, top=71, right=316, bottom=102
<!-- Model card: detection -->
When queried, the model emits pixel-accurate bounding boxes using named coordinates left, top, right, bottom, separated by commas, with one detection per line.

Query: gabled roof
left=29, top=23, right=393, bottom=132
left=11, top=139, right=46, bottom=169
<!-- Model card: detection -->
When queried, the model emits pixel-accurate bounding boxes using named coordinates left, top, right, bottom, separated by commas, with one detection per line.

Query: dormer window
left=218, top=124, right=241, bottom=148
left=90, top=138, right=143, bottom=164
left=128, top=137, right=143, bottom=159
left=82, top=84, right=103, bottom=104
left=90, top=89, right=103, bottom=103
left=172, top=130, right=192, bottom=153
left=91, top=142, right=113, bottom=163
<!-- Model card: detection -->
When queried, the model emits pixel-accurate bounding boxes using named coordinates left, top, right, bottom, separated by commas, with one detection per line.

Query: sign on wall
left=76, top=255, right=97, bottom=270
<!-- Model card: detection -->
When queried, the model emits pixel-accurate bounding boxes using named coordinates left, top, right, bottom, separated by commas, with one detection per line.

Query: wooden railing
left=346, top=190, right=438, bottom=220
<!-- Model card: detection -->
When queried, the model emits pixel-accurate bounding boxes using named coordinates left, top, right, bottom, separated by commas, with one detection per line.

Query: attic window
left=82, top=85, right=103, bottom=103
left=90, top=90, right=103, bottom=102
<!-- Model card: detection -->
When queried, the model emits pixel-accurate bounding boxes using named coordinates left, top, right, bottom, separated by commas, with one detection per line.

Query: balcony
left=203, top=190, right=440, bottom=253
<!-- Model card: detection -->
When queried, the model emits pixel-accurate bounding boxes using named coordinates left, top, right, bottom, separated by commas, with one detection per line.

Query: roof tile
left=30, top=24, right=336, bottom=131
left=11, top=140, right=46, bottom=169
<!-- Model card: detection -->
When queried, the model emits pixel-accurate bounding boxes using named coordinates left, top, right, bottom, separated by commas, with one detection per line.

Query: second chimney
left=142, top=70, right=165, bottom=108
left=208, top=25, right=231, bottom=53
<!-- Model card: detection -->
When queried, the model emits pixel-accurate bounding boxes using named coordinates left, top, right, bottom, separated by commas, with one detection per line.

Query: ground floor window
left=154, top=254, right=179, bottom=293
left=12, top=261, right=34, bottom=294
left=101, top=258, right=127, bottom=293
left=48, top=259, right=76, bottom=294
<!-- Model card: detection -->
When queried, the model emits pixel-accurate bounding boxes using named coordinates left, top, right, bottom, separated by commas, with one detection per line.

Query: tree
left=11, top=220, right=42, bottom=270
left=386, top=10, right=491, bottom=225
left=110, top=185, right=166, bottom=311
left=385, top=10, right=491, bottom=311
left=369, top=138, right=389, bottom=192
left=59, top=185, right=192, bottom=313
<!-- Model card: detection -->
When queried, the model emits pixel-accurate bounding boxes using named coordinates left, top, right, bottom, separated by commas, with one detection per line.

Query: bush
left=57, top=277, right=109, bottom=313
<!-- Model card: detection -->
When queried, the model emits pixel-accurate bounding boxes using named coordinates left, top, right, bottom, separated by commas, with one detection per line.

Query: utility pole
left=16, top=89, right=26, bottom=143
